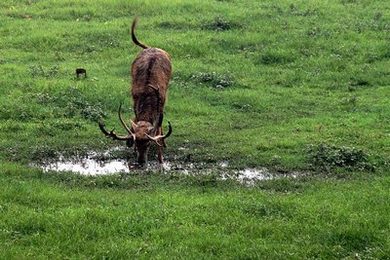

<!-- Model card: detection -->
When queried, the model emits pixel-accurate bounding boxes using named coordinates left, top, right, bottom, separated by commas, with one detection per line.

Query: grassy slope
left=0, top=0, right=389, bottom=169
left=0, top=0, right=389, bottom=258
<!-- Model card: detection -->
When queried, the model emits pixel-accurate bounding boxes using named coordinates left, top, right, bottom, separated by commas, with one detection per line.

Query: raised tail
left=131, top=17, right=148, bottom=49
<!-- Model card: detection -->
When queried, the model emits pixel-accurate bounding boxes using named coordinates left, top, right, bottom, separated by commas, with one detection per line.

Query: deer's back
left=131, top=48, right=171, bottom=93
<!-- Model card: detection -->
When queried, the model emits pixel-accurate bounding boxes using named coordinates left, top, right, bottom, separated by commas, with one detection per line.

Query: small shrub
left=257, top=52, right=295, bottom=65
left=35, top=86, right=106, bottom=121
left=158, top=21, right=188, bottom=30
left=80, top=104, right=105, bottom=121
left=29, top=64, right=46, bottom=77
left=202, top=16, right=241, bottom=31
left=29, top=64, right=61, bottom=78
left=341, top=0, right=358, bottom=4
left=50, top=119, right=85, bottom=131
left=47, top=65, right=60, bottom=77
left=350, top=78, right=370, bottom=87
left=242, top=200, right=295, bottom=219
left=190, top=71, right=234, bottom=89
left=35, top=92, right=54, bottom=104
left=307, top=143, right=374, bottom=172
left=31, top=145, right=59, bottom=162
left=341, top=95, right=358, bottom=112
left=59, top=87, right=106, bottom=120
left=306, top=27, right=332, bottom=38
left=231, top=102, right=253, bottom=112
left=89, top=32, right=120, bottom=48
left=288, top=4, right=319, bottom=17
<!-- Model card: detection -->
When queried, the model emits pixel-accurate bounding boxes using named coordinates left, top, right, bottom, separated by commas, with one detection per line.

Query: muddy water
left=33, top=149, right=300, bottom=183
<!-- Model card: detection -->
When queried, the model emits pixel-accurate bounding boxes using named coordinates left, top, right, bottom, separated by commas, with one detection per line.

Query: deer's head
left=99, top=104, right=172, bottom=166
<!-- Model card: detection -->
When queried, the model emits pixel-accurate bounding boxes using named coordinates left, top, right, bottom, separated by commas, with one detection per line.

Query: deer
left=99, top=17, right=172, bottom=167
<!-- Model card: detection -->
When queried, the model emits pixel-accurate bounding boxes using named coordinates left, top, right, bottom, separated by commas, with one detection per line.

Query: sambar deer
left=99, top=17, right=172, bottom=167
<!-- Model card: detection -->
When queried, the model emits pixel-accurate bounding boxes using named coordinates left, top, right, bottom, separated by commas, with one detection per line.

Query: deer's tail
left=131, top=17, right=148, bottom=49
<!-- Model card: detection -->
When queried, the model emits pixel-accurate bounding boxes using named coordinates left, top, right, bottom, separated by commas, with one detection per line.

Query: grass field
left=0, top=0, right=389, bottom=258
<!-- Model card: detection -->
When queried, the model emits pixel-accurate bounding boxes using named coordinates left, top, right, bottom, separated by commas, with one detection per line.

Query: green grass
left=0, top=0, right=389, bottom=258
left=1, top=163, right=389, bottom=259
left=1, top=0, right=389, bottom=169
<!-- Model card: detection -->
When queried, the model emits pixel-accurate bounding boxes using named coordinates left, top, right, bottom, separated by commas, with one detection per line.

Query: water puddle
left=237, top=168, right=276, bottom=182
left=40, top=156, right=130, bottom=175
left=32, top=148, right=301, bottom=184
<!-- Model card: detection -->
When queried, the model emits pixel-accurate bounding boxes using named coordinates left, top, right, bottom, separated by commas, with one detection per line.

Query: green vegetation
left=0, top=0, right=389, bottom=258
left=1, top=0, right=389, bottom=169
left=1, top=163, right=390, bottom=259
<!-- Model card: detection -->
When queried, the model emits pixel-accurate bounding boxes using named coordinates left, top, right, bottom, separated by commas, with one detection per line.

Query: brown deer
left=99, top=17, right=172, bottom=167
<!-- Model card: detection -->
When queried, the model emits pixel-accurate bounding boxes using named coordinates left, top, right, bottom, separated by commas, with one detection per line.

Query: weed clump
left=158, top=21, right=188, bottom=30
left=35, top=86, right=106, bottom=121
left=202, top=16, right=241, bottom=31
left=349, top=78, right=370, bottom=88
left=288, top=4, right=320, bottom=17
left=257, top=52, right=295, bottom=65
left=29, top=64, right=60, bottom=78
left=59, top=87, right=106, bottom=121
left=31, top=145, right=59, bottom=162
left=242, top=200, right=295, bottom=219
left=190, top=72, right=234, bottom=89
left=307, top=144, right=374, bottom=172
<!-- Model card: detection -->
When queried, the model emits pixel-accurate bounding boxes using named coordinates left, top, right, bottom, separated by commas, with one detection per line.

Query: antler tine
left=146, top=121, right=172, bottom=146
left=118, top=103, right=136, bottom=139
left=98, top=121, right=132, bottom=141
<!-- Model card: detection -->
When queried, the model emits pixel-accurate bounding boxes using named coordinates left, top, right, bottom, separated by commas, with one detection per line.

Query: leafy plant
left=202, top=16, right=242, bottom=31
left=35, top=86, right=106, bottom=121
left=29, top=64, right=61, bottom=78
left=307, top=143, right=374, bottom=172
left=190, top=71, right=234, bottom=89
left=257, top=52, right=295, bottom=65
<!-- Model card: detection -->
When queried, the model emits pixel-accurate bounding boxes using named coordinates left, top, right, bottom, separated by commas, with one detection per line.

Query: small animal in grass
left=76, top=68, right=87, bottom=78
